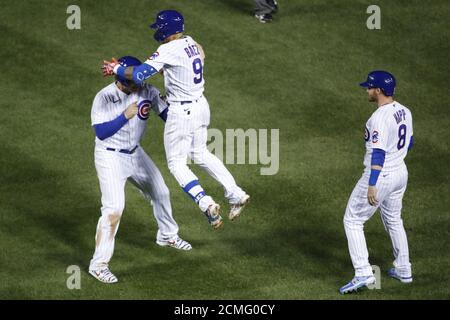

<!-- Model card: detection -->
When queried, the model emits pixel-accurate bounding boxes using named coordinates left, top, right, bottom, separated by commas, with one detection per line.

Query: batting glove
left=102, top=58, right=119, bottom=77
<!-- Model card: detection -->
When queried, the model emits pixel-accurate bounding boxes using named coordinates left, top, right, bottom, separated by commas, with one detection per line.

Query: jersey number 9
left=192, top=58, right=203, bottom=84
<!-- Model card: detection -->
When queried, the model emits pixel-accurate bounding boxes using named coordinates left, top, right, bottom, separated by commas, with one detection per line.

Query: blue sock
left=183, top=180, right=206, bottom=203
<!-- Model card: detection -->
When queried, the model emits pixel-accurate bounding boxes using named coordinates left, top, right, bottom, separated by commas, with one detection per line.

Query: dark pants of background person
left=254, top=0, right=276, bottom=15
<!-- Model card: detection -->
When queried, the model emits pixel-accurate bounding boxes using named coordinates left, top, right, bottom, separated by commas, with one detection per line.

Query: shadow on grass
left=0, top=145, right=96, bottom=267
left=0, top=144, right=177, bottom=276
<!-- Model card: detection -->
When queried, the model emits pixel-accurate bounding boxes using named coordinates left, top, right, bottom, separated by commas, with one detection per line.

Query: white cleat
left=388, top=268, right=413, bottom=283
left=205, top=203, right=224, bottom=229
left=156, top=236, right=193, bottom=251
left=89, top=267, right=118, bottom=284
left=339, top=275, right=376, bottom=294
left=229, top=194, right=250, bottom=221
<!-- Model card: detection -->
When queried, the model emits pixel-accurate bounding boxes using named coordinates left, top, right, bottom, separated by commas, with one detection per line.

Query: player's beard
left=127, top=82, right=141, bottom=93
left=122, top=83, right=141, bottom=94
left=368, top=91, right=377, bottom=102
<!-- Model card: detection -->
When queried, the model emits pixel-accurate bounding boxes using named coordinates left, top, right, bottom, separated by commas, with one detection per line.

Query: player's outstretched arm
left=102, top=59, right=158, bottom=86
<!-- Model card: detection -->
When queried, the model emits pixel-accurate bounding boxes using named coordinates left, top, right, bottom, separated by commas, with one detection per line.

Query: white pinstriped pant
left=164, top=96, right=245, bottom=212
left=343, top=165, right=412, bottom=277
left=89, top=146, right=179, bottom=270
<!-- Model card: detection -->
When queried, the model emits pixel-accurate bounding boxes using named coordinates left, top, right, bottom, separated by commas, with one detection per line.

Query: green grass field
left=1, top=0, right=449, bottom=300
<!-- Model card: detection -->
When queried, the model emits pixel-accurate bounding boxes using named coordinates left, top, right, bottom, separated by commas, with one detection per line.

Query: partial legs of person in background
left=254, top=0, right=279, bottom=23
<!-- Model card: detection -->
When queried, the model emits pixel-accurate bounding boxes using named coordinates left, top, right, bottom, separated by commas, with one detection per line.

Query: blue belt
left=106, top=145, right=138, bottom=154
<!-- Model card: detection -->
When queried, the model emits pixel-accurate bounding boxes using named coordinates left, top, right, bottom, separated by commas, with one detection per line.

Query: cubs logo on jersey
left=372, top=130, right=379, bottom=143
left=149, top=52, right=159, bottom=60
left=137, top=100, right=151, bottom=120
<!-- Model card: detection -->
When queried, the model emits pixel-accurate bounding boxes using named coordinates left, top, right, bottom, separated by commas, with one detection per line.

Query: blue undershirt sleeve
left=369, top=169, right=381, bottom=186
left=408, top=136, right=414, bottom=151
left=369, top=148, right=386, bottom=186
left=93, top=113, right=128, bottom=140
left=133, top=63, right=158, bottom=85
left=371, top=148, right=386, bottom=167
left=158, top=107, right=168, bottom=122
left=115, top=63, right=158, bottom=86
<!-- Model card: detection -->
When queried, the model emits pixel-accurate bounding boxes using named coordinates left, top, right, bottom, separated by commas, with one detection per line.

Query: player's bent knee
left=191, top=152, right=206, bottom=165
left=343, top=214, right=363, bottom=229
left=167, top=161, right=188, bottom=175
left=102, top=205, right=124, bottom=218
left=343, top=216, right=351, bottom=227
left=155, top=186, right=170, bottom=201
left=99, top=211, right=122, bottom=230
left=383, top=216, right=403, bottom=228
left=108, top=212, right=122, bottom=227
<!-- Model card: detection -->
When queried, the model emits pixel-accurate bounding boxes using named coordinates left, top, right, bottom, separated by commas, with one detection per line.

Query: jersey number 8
left=397, top=124, right=407, bottom=150
left=192, top=58, right=203, bottom=84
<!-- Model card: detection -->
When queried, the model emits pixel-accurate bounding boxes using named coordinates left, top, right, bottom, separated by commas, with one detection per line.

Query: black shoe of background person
left=255, top=13, right=273, bottom=23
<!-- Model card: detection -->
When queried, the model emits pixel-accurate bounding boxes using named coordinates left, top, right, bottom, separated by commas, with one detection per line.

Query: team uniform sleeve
left=367, top=113, right=389, bottom=186
left=144, top=44, right=180, bottom=71
left=91, top=92, right=107, bottom=126
left=91, top=91, right=129, bottom=140
left=128, top=45, right=177, bottom=86
left=369, top=113, right=389, bottom=151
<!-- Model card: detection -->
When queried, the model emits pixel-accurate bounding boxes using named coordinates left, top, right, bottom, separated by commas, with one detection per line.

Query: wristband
left=114, top=64, right=124, bottom=76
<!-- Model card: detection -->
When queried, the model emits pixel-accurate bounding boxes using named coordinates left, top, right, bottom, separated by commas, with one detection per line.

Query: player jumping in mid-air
left=340, top=71, right=414, bottom=294
left=89, top=56, right=192, bottom=284
left=102, top=10, right=250, bottom=230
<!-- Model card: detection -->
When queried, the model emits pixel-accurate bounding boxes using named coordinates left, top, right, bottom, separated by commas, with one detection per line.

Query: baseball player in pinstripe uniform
left=89, top=56, right=191, bottom=284
left=340, top=71, right=414, bottom=294
left=102, top=10, right=250, bottom=230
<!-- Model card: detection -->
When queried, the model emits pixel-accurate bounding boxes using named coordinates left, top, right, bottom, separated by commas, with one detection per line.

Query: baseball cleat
left=229, top=194, right=250, bottom=221
left=156, top=236, right=192, bottom=251
left=89, top=267, right=118, bottom=284
left=388, top=268, right=413, bottom=283
left=205, top=203, right=223, bottom=229
left=339, top=275, right=376, bottom=294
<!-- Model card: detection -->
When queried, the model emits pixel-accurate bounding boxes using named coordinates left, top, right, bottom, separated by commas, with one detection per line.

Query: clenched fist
left=124, top=102, right=138, bottom=119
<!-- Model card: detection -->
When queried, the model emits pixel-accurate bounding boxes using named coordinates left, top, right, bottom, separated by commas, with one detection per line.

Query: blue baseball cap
left=360, top=70, right=396, bottom=96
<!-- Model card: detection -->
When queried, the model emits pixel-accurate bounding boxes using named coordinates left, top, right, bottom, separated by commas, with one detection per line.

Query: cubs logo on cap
left=137, top=100, right=151, bottom=120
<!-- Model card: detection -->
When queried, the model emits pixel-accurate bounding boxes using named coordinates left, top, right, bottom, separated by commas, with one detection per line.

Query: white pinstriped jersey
left=363, top=101, right=413, bottom=172
left=91, top=82, right=167, bottom=150
left=144, top=35, right=204, bottom=103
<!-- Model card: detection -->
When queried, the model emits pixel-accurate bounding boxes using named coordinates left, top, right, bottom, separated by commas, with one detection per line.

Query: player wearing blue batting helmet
left=360, top=70, right=396, bottom=97
left=116, top=56, right=142, bottom=91
left=150, top=10, right=184, bottom=42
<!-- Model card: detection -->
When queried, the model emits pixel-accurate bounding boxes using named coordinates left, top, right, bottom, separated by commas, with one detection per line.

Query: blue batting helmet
left=360, top=70, right=396, bottom=96
left=150, top=10, right=184, bottom=42
left=116, top=56, right=142, bottom=86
